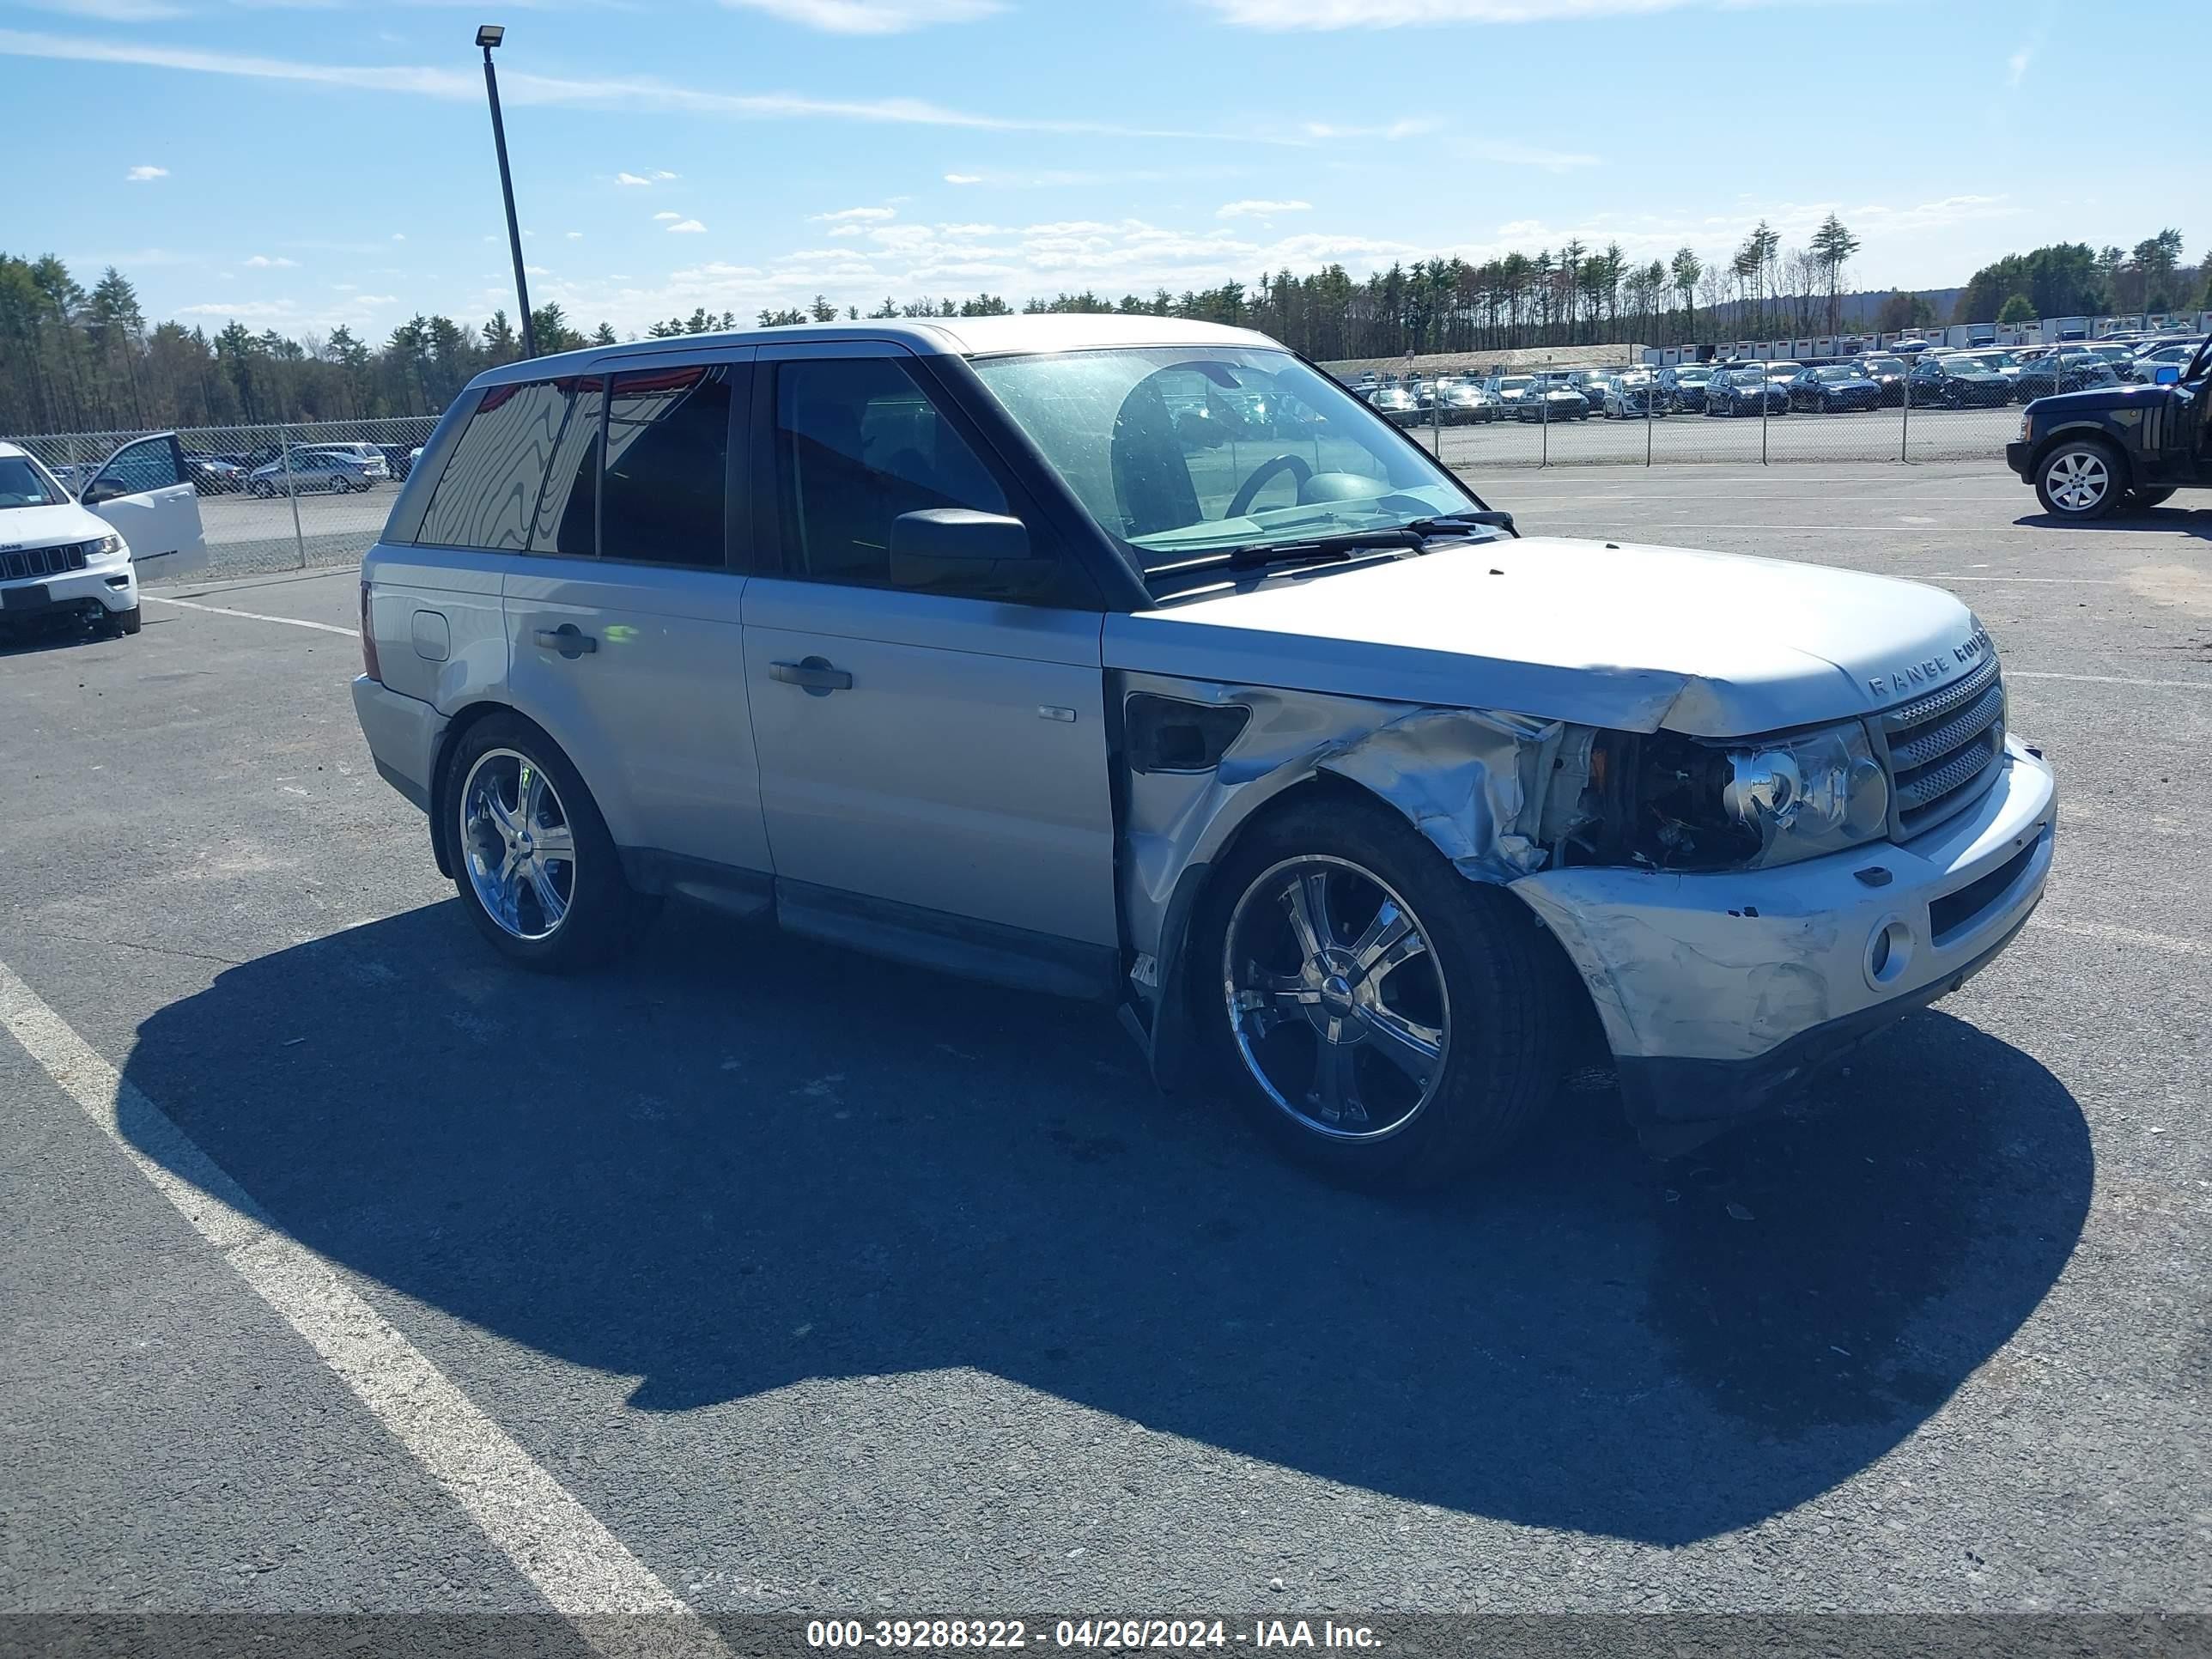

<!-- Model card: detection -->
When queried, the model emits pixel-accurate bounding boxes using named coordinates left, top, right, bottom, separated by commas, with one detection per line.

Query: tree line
left=3, top=221, right=2202, bottom=434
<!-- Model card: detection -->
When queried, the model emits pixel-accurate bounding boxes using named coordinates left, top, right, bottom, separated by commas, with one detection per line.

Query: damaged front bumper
left=1512, top=738, right=2056, bottom=1131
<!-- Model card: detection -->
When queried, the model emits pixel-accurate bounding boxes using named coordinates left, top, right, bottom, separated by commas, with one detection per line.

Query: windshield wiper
left=1401, top=509, right=1517, bottom=538
left=1222, top=528, right=1425, bottom=569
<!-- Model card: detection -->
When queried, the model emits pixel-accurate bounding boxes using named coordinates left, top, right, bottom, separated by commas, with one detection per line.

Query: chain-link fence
left=1365, top=356, right=2043, bottom=471
left=7, top=416, right=439, bottom=580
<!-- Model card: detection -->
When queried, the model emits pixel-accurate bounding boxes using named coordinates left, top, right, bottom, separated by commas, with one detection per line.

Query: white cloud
left=617, top=171, right=653, bottom=185
left=1217, top=198, right=1311, bottom=219
left=125, top=164, right=168, bottom=181
left=1302, top=118, right=1437, bottom=141
left=21, top=0, right=185, bottom=20
left=0, top=30, right=1300, bottom=145
left=653, top=210, right=682, bottom=221
left=244, top=254, right=300, bottom=267
left=177, top=300, right=301, bottom=319
left=566, top=230, right=584, bottom=239
left=391, top=232, right=405, bottom=240
left=357, top=294, right=396, bottom=305
left=524, top=265, right=551, bottom=276
left=666, top=218, right=707, bottom=234
left=829, top=224, right=866, bottom=238
left=652, top=169, right=678, bottom=179
left=944, top=173, right=981, bottom=185
left=718, top=0, right=1000, bottom=33
left=2006, top=26, right=2044, bottom=88
left=1210, top=0, right=1829, bottom=27
left=811, top=205, right=897, bottom=223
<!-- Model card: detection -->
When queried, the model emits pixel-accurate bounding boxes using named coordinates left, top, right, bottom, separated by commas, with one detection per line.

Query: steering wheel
left=1224, top=453, right=1314, bottom=520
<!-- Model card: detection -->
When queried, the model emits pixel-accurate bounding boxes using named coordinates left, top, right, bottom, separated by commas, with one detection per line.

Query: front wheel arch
left=2030, top=426, right=2134, bottom=491
left=1146, top=774, right=1600, bottom=1096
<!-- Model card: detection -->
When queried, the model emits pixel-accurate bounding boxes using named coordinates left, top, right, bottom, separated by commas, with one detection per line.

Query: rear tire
left=443, top=714, right=653, bottom=973
left=1202, top=794, right=1566, bottom=1190
left=2035, top=437, right=2124, bottom=520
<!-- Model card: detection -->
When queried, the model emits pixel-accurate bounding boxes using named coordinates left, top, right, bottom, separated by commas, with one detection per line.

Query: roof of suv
left=470, top=315, right=1279, bottom=390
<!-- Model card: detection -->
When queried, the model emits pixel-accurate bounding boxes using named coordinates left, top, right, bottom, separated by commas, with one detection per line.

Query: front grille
left=1876, top=653, right=2006, bottom=839
left=1, top=541, right=90, bottom=583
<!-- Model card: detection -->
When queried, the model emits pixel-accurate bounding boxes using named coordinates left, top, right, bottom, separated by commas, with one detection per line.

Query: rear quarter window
left=416, top=380, right=572, bottom=551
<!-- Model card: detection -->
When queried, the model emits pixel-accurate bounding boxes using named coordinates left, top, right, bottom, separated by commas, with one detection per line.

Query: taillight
left=360, top=580, right=381, bottom=681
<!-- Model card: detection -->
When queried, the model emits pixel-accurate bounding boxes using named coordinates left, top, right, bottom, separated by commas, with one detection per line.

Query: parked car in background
left=1601, top=371, right=1665, bottom=417
left=1853, top=354, right=1910, bottom=405
left=378, top=444, right=417, bottom=481
left=1908, top=354, right=2014, bottom=410
left=352, top=313, right=2057, bottom=1187
left=1661, top=363, right=1713, bottom=412
left=1941, top=349, right=2025, bottom=399
left=0, top=432, right=209, bottom=637
left=1786, top=364, right=1883, bottom=413
left=1435, top=379, right=1503, bottom=423
left=2073, top=343, right=2140, bottom=380
left=1888, top=337, right=1934, bottom=356
left=2127, top=340, right=2203, bottom=383
left=1514, top=377, right=1591, bottom=422
left=185, top=455, right=247, bottom=495
left=301, top=442, right=392, bottom=481
left=249, top=450, right=375, bottom=496
left=1704, top=367, right=1787, bottom=416
left=1368, top=385, right=1422, bottom=426
left=1762, top=362, right=1805, bottom=389
left=1484, top=374, right=1534, bottom=416
left=2014, top=349, right=2122, bottom=401
left=2008, top=332, right=2211, bottom=519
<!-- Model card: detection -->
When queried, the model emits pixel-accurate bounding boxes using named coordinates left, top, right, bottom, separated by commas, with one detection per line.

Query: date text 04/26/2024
left=805, top=1619, right=1383, bottom=1650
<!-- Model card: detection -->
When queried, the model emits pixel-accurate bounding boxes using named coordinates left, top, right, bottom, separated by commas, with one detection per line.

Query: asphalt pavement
left=2, top=462, right=2206, bottom=1640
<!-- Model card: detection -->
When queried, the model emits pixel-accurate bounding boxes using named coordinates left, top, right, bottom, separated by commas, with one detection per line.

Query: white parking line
left=2009, top=671, right=2212, bottom=690
left=142, top=593, right=356, bottom=636
left=2030, top=918, right=2212, bottom=959
left=0, top=957, right=728, bottom=1659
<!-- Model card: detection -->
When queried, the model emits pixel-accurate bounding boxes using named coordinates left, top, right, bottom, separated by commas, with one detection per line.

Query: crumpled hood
left=1105, top=537, right=1984, bottom=738
left=0, top=501, right=110, bottom=551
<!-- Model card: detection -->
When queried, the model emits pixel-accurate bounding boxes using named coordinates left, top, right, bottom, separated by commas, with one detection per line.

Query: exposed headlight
left=1722, top=722, right=1890, bottom=866
left=2019, top=411, right=2032, bottom=443
left=88, top=533, right=127, bottom=561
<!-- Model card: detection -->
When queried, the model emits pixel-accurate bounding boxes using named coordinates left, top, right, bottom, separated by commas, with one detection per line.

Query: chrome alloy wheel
left=2045, top=449, right=2111, bottom=513
left=459, top=748, right=576, bottom=941
left=1223, top=855, right=1450, bottom=1142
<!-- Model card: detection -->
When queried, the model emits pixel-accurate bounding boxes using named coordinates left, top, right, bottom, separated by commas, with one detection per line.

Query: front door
left=740, top=347, right=1117, bottom=978
left=80, top=433, right=208, bottom=581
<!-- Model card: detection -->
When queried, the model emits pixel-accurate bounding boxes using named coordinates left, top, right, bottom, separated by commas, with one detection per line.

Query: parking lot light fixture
left=477, top=24, right=535, bottom=360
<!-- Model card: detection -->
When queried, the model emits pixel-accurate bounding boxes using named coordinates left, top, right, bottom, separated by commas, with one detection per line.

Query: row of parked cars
left=178, top=441, right=423, bottom=497
left=1349, top=332, right=2204, bottom=426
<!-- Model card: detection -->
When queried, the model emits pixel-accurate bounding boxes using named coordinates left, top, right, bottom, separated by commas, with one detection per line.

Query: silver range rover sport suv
left=352, top=317, right=2056, bottom=1187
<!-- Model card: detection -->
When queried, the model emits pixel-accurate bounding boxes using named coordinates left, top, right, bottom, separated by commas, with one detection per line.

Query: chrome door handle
left=769, top=657, right=853, bottom=694
left=534, top=624, right=596, bottom=659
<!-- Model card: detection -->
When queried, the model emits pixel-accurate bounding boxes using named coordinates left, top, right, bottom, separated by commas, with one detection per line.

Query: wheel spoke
left=1281, top=870, right=1335, bottom=960
left=532, top=823, right=574, bottom=860
left=1347, top=900, right=1415, bottom=981
left=1364, top=927, right=1431, bottom=988
left=1310, top=1034, right=1365, bottom=1126
left=482, top=784, right=522, bottom=844
left=1362, top=1006, right=1443, bottom=1086
left=518, top=764, right=545, bottom=835
left=525, top=857, right=567, bottom=927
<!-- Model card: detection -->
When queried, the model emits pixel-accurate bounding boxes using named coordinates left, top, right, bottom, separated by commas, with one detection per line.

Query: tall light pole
left=477, top=24, right=535, bottom=360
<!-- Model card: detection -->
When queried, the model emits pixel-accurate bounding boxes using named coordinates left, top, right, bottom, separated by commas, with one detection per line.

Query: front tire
left=2036, top=438, right=2124, bottom=520
left=444, top=714, right=650, bottom=972
left=1205, top=796, right=1565, bottom=1189
left=109, top=605, right=143, bottom=637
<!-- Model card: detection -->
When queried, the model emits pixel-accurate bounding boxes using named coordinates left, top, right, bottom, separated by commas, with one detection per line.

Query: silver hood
left=1104, top=537, right=1984, bottom=738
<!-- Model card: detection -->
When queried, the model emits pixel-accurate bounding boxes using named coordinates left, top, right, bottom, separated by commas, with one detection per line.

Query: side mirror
left=890, top=508, right=1044, bottom=596
left=2154, top=366, right=2181, bottom=386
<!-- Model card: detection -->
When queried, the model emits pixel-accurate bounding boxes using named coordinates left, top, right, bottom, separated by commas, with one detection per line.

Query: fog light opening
left=1866, top=917, right=1914, bottom=988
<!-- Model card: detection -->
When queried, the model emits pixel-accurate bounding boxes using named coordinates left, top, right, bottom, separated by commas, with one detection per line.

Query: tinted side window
left=772, top=357, right=1007, bottom=589
left=88, top=435, right=181, bottom=498
left=530, top=376, right=604, bottom=557
left=600, top=364, right=732, bottom=567
left=418, top=379, right=570, bottom=551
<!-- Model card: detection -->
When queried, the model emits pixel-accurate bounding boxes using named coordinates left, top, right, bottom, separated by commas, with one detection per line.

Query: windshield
left=1496, top=377, right=1530, bottom=391
left=0, top=455, right=67, bottom=509
left=1862, top=356, right=1905, bottom=374
left=969, top=346, right=1479, bottom=571
left=1675, top=367, right=1711, bottom=381
left=1812, top=366, right=1863, bottom=382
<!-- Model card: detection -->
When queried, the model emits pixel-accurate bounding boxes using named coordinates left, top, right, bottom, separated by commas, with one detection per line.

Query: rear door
left=501, top=352, right=772, bottom=879
left=738, top=344, right=1117, bottom=981
left=80, top=433, right=208, bottom=581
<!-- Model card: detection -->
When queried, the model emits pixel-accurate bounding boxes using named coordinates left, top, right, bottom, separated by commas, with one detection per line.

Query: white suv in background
left=0, top=435, right=209, bottom=638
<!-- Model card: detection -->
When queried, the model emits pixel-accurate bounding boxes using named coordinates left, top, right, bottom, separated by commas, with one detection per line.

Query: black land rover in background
left=2008, top=333, right=2211, bottom=519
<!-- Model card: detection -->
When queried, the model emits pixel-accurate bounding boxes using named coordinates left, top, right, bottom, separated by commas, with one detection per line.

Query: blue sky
left=5, top=0, right=2204, bottom=341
